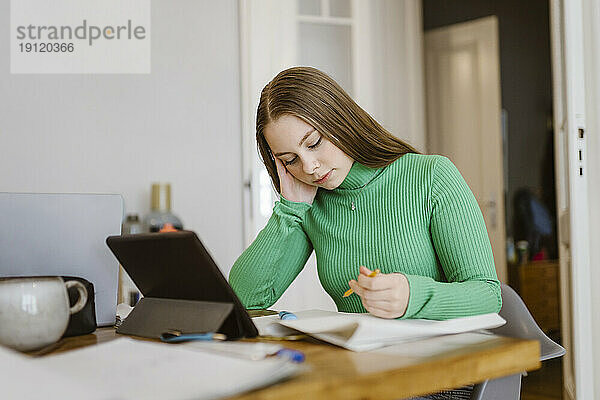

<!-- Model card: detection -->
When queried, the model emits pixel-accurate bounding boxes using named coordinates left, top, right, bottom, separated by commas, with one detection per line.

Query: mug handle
left=65, top=281, right=88, bottom=315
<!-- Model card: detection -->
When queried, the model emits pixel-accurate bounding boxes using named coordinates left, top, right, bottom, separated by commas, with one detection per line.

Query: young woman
left=229, top=66, right=501, bottom=322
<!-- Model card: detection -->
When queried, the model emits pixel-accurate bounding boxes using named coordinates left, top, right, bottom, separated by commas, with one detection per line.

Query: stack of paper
left=2, top=338, right=301, bottom=400
left=1, top=345, right=109, bottom=400
left=254, top=310, right=505, bottom=352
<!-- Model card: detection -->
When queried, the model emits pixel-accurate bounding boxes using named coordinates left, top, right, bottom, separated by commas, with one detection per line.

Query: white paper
left=0, top=345, right=116, bottom=400
left=277, top=310, right=506, bottom=352
left=115, top=303, right=134, bottom=320
left=183, top=341, right=283, bottom=360
left=370, top=331, right=498, bottom=357
left=34, top=338, right=300, bottom=400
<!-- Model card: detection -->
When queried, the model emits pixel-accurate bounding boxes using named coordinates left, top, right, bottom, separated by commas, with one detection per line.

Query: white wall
left=353, top=0, right=426, bottom=152
left=0, top=0, right=245, bottom=274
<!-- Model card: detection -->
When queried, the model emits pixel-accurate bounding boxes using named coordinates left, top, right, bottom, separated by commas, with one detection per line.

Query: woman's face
left=264, top=114, right=354, bottom=190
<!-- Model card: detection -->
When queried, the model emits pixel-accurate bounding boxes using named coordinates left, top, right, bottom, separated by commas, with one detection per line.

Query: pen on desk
left=160, top=330, right=227, bottom=343
left=275, top=348, right=305, bottom=363
left=343, top=268, right=380, bottom=297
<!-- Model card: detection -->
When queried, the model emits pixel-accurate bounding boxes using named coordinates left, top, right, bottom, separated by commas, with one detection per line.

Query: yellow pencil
left=343, top=269, right=380, bottom=297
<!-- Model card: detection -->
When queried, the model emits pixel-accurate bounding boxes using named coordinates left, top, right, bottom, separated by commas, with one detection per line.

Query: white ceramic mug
left=0, top=276, right=88, bottom=351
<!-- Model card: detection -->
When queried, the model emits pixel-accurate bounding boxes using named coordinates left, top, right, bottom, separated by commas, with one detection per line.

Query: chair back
left=470, top=283, right=565, bottom=400
left=492, top=283, right=565, bottom=361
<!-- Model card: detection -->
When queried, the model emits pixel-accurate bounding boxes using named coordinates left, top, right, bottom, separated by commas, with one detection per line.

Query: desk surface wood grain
left=34, top=327, right=540, bottom=400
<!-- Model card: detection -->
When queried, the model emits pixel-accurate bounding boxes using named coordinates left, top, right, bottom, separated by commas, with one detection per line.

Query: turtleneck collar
left=336, top=161, right=382, bottom=190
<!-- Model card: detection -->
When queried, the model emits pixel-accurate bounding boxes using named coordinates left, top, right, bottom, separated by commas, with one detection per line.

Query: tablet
left=105, top=231, right=258, bottom=339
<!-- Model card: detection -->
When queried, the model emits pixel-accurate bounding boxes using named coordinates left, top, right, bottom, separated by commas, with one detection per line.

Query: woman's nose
left=302, top=157, right=319, bottom=174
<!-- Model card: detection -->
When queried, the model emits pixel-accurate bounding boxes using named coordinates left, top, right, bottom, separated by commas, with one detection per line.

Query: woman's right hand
left=274, top=157, right=318, bottom=204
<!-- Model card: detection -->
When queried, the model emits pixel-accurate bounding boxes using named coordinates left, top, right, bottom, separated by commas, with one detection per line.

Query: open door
left=424, top=16, right=507, bottom=283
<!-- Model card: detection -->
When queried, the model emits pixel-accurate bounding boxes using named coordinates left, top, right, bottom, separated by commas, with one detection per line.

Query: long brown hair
left=256, top=66, right=420, bottom=193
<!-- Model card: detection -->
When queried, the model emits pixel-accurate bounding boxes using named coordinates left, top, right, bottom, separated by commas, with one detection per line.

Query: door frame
left=549, top=0, right=595, bottom=398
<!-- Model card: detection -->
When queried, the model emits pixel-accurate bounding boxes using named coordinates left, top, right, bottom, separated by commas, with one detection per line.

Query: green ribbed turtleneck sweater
left=229, top=153, right=501, bottom=319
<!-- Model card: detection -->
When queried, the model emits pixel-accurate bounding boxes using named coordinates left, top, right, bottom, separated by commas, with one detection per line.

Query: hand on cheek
left=274, top=158, right=318, bottom=204
left=348, top=266, right=410, bottom=319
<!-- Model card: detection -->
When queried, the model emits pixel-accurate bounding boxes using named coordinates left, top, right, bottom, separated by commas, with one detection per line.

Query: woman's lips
left=314, top=170, right=332, bottom=184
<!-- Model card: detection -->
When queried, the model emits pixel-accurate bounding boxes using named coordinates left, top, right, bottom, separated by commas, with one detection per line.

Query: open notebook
left=254, top=310, right=506, bottom=352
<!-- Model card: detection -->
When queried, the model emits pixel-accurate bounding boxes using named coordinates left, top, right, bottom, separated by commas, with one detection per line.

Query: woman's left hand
left=348, top=266, right=410, bottom=319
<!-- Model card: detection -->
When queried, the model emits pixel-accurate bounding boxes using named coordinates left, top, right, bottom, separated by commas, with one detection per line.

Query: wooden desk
left=37, top=328, right=540, bottom=400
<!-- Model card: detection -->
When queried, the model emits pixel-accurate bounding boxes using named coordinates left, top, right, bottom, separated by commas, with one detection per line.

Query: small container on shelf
left=122, top=214, right=143, bottom=234
left=516, top=240, right=530, bottom=265
left=144, top=183, right=183, bottom=232
left=506, top=236, right=517, bottom=265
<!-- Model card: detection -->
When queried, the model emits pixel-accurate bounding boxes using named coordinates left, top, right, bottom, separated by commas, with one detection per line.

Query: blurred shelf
left=508, top=260, right=560, bottom=334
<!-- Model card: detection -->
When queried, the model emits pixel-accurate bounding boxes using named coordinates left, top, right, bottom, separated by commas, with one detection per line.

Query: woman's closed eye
left=282, top=136, right=322, bottom=166
left=308, top=137, right=322, bottom=149
left=284, top=157, right=297, bottom=166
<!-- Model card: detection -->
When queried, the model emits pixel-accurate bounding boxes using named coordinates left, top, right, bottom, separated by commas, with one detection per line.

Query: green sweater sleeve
left=228, top=196, right=313, bottom=309
left=401, top=156, right=502, bottom=320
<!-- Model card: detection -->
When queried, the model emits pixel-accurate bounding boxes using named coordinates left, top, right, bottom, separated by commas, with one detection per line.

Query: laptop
left=0, top=192, right=123, bottom=326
